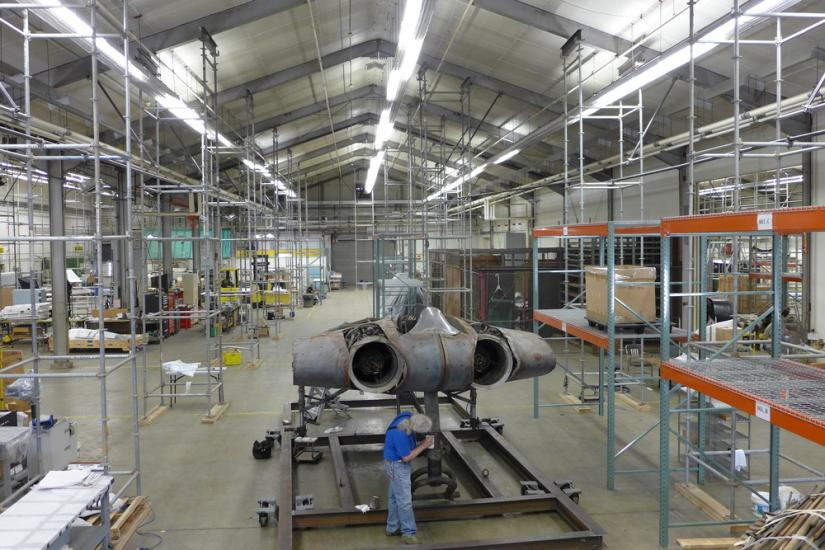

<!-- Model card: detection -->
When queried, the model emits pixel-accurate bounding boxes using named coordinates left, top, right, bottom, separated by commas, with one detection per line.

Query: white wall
left=0, top=204, right=96, bottom=274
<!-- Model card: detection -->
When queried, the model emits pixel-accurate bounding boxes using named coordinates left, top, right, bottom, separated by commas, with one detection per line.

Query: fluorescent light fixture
left=156, top=93, right=233, bottom=146
left=262, top=179, right=293, bottom=194
left=364, top=150, right=386, bottom=194
left=374, top=108, right=393, bottom=149
left=385, top=0, right=424, bottom=102
left=589, top=0, right=787, bottom=112
left=398, top=0, right=422, bottom=48
left=242, top=158, right=271, bottom=175
left=428, top=164, right=487, bottom=200
left=385, top=38, right=424, bottom=101
left=386, top=70, right=402, bottom=101
left=493, top=149, right=520, bottom=164
left=398, top=38, right=423, bottom=80
left=33, top=0, right=147, bottom=82
left=470, top=164, right=487, bottom=178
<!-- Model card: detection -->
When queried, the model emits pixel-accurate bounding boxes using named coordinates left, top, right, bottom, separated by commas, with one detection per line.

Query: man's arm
left=401, top=435, right=435, bottom=462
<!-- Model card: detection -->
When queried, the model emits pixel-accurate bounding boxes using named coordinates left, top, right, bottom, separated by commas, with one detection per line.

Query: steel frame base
left=275, top=395, right=604, bottom=549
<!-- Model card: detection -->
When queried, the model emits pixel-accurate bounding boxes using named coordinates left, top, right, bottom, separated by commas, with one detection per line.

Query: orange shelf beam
left=661, top=205, right=825, bottom=236
left=534, top=310, right=609, bottom=350
left=533, top=222, right=660, bottom=238
left=747, top=272, right=802, bottom=283
left=660, top=360, right=825, bottom=447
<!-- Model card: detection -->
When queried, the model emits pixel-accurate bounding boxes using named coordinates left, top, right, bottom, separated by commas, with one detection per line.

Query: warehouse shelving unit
left=531, top=221, right=692, bottom=491
left=658, top=205, right=825, bottom=546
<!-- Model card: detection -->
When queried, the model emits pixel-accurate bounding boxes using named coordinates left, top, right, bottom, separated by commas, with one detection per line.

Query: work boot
left=386, top=530, right=401, bottom=536
left=402, top=535, right=422, bottom=545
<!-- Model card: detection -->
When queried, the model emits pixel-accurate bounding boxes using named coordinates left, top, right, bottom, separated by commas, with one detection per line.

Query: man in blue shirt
left=383, top=411, right=434, bottom=545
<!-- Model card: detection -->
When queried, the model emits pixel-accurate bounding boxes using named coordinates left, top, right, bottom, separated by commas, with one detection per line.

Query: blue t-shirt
left=383, top=412, right=418, bottom=461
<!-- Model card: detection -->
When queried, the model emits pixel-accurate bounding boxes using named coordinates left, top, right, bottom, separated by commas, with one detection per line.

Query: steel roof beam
left=36, top=0, right=304, bottom=88
left=473, top=0, right=727, bottom=89
left=218, top=39, right=393, bottom=104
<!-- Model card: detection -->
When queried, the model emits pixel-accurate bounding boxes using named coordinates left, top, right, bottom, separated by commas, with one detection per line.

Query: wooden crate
left=50, top=334, right=147, bottom=352
left=585, top=265, right=656, bottom=325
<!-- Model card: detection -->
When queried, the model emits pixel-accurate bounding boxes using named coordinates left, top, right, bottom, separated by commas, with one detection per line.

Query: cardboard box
left=715, top=326, right=734, bottom=342
left=717, top=275, right=772, bottom=315
left=0, top=366, right=23, bottom=408
left=0, top=287, right=13, bottom=308
left=0, top=349, right=25, bottom=407
left=0, top=349, right=23, bottom=367
left=4, top=398, right=31, bottom=415
left=717, top=274, right=752, bottom=313
left=585, top=265, right=656, bottom=326
left=91, top=308, right=127, bottom=319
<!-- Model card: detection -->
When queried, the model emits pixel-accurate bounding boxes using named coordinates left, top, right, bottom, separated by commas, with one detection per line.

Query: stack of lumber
left=735, top=490, right=825, bottom=549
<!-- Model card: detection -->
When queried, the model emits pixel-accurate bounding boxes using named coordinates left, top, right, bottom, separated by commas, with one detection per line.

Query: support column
left=192, top=219, right=201, bottom=276
left=676, top=147, right=691, bottom=330
left=116, top=172, right=128, bottom=304
left=810, top=110, right=824, bottom=341
left=48, top=160, right=71, bottom=368
left=160, top=195, right=173, bottom=289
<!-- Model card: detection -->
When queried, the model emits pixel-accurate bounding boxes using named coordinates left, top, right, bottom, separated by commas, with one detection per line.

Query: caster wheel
left=259, top=513, right=269, bottom=527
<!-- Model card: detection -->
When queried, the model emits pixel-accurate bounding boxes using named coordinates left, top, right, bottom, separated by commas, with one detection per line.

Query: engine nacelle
left=292, top=307, right=555, bottom=393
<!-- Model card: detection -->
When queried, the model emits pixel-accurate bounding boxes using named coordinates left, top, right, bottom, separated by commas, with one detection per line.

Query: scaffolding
left=140, top=28, right=229, bottom=420
left=531, top=221, right=688, bottom=493
left=367, top=69, right=475, bottom=319
left=0, top=1, right=143, bottom=543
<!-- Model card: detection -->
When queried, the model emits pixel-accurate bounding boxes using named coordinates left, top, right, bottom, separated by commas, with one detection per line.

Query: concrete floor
left=19, top=289, right=825, bottom=549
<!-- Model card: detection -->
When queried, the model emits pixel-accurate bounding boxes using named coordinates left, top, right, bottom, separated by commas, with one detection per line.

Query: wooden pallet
left=111, top=496, right=152, bottom=549
left=617, top=391, right=652, bottom=412
left=88, top=496, right=152, bottom=550
left=138, top=404, right=168, bottom=426
left=674, top=483, right=738, bottom=523
left=676, top=537, right=737, bottom=549
left=201, top=402, right=230, bottom=424
left=558, top=392, right=593, bottom=413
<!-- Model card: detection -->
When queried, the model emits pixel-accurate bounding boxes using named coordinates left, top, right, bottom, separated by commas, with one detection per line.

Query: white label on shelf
left=755, top=401, right=771, bottom=421
left=561, top=322, right=567, bottom=332
left=757, top=213, right=773, bottom=231
left=562, top=226, right=569, bottom=236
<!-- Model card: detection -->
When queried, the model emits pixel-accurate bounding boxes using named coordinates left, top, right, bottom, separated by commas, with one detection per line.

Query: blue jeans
left=385, top=460, right=416, bottom=536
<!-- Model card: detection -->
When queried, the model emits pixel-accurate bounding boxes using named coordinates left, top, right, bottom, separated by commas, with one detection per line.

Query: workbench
left=0, top=472, right=112, bottom=549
